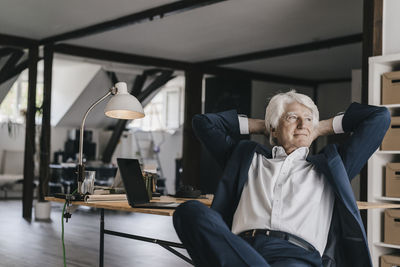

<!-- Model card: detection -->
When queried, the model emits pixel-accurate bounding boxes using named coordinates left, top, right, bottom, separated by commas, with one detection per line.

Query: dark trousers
left=173, top=200, right=322, bottom=267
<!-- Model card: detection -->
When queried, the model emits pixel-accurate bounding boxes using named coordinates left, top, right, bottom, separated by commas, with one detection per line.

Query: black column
left=181, top=69, right=203, bottom=188
left=360, top=0, right=383, bottom=230
left=38, top=45, right=53, bottom=202
left=22, top=45, right=38, bottom=220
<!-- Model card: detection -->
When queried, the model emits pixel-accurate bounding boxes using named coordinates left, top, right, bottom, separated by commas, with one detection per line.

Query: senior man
left=173, top=90, right=391, bottom=267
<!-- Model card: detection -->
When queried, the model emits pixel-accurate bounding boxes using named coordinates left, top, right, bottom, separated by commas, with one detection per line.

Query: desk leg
left=100, top=208, right=104, bottom=267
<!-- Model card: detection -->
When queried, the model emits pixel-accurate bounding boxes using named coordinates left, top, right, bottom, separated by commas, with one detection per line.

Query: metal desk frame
left=98, top=208, right=193, bottom=267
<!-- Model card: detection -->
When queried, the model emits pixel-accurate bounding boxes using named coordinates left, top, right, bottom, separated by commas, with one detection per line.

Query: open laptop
left=117, top=158, right=179, bottom=209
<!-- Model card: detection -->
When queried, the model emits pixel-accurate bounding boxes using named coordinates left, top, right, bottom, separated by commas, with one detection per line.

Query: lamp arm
left=77, top=90, right=113, bottom=192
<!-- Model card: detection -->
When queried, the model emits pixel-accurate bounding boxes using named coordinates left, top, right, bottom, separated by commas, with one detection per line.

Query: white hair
left=265, top=90, right=319, bottom=145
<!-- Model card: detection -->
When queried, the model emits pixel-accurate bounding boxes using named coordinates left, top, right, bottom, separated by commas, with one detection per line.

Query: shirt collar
left=272, top=146, right=309, bottom=160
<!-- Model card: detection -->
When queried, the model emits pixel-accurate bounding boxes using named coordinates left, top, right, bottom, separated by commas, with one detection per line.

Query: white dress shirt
left=231, top=115, right=344, bottom=256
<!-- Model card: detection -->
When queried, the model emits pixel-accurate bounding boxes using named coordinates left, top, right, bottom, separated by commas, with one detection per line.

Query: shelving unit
left=368, top=53, right=400, bottom=266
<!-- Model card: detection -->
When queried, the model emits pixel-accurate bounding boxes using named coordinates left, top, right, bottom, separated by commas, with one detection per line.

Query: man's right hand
left=312, top=118, right=335, bottom=141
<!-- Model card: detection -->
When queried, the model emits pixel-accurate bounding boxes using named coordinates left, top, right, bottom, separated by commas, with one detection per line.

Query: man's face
left=271, top=102, right=315, bottom=154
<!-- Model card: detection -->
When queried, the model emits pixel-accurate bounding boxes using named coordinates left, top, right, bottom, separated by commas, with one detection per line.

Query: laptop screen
left=117, top=158, right=149, bottom=205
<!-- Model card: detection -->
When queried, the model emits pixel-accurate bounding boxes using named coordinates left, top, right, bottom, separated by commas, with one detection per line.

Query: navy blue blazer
left=192, top=102, right=390, bottom=267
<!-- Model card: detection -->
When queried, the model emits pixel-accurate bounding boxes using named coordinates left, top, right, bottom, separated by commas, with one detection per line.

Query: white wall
left=51, top=59, right=101, bottom=126
left=100, top=128, right=183, bottom=194
left=383, top=0, right=400, bottom=55
left=0, top=123, right=102, bottom=173
left=0, top=124, right=66, bottom=176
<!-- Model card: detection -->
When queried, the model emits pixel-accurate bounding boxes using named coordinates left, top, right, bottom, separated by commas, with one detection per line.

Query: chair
left=0, top=150, right=24, bottom=199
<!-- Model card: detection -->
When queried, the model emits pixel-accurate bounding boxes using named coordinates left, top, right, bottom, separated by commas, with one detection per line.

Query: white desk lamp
left=77, top=82, right=144, bottom=196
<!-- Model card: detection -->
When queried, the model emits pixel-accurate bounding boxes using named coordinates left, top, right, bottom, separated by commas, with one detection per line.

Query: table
left=46, top=196, right=400, bottom=267
left=46, top=196, right=212, bottom=266
left=356, top=201, right=400, bottom=210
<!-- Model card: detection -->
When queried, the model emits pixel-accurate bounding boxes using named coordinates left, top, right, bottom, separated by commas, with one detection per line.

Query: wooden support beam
left=0, top=47, right=20, bottom=59
left=362, top=0, right=383, bottom=104
left=138, top=70, right=175, bottom=101
left=314, top=77, right=352, bottom=85
left=0, top=59, right=29, bottom=85
left=0, top=33, right=38, bottom=48
left=201, top=34, right=363, bottom=66
left=54, top=43, right=190, bottom=70
left=0, top=50, right=24, bottom=82
left=360, top=0, right=383, bottom=230
left=199, top=65, right=317, bottom=87
left=41, top=0, right=226, bottom=45
left=182, top=69, right=203, bottom=188
left=38, top=45, right=53, bottom=202
left=22, top=45, right=38, bottom=221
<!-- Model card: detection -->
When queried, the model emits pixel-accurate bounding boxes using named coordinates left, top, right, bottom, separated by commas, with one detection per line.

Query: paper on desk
left=84, top=194, right=127, bottom=203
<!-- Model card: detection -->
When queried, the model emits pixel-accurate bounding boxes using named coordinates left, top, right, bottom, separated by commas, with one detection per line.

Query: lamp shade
left=104, top=82, right=145, bottom=119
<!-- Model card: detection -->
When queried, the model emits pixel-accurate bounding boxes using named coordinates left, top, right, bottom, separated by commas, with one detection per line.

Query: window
left=0, top=71, right=43, bottom=124
left=129, top=78, right=184, bottom=131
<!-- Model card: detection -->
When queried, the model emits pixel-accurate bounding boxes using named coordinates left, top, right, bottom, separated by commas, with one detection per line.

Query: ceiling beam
left=201, top=33, right=363, bottom=66
left=0, top=59, right=29, bottom=85
left=40, top=0, right=227, bottom=45
left=0, top=33, right=38, bottom=48
left=54, top=43, right=190, bottom=70
left=0, top=47, right=21, bottom=59
left=198, top=65, right=317, bottom=87
left=54, top=43, right=316, bottom=87
left=0, top=50, right=24, bottom=82
left=137, top=70, right=175, bottom=102
left=314, top=77, right=351, bottom=85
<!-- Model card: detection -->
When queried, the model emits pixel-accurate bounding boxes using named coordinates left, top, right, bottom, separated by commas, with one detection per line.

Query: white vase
left=35, top=201, right=51, bottom=221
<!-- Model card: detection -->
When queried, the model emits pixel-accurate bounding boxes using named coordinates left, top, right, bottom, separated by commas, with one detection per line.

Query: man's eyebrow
left=285, top=111, right=313, bottom=117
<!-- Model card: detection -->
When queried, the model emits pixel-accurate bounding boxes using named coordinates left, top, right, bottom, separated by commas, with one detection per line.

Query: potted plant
left=35, top=169, right=51, bottom=221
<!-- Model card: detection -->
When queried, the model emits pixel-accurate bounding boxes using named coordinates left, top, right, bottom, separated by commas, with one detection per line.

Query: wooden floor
left=0, top=200, right=191, bottom=267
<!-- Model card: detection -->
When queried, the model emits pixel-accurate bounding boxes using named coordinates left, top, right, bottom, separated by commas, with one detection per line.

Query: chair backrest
left=1, top=150, right=24, bottom=175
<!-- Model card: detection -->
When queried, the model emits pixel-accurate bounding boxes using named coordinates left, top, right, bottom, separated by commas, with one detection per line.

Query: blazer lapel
left=307, top=153, right=340, bottom=197
left=236, top=144, right=270, bottom=196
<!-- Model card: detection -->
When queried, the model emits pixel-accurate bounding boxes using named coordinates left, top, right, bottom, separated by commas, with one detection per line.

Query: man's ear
left=271, top=127, right=277, bottom=138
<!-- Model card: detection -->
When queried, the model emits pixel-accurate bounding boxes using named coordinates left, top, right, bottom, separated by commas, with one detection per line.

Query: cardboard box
left=381, top=117, right=400, bottom=150
left=380, top=254, right=400, bottom=267
left=384, top=209, right=400, bottom=245
left=386, top=163, right=400, bottom=197
left=382, top=70, right=400, bottom=105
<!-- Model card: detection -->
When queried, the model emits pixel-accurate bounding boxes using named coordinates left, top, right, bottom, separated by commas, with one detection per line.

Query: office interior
left=0, top=0, right=399, bottom=266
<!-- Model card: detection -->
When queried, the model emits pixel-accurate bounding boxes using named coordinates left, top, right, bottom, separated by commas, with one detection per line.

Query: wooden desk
left=46, top=195, right=212, bottom=267
left=47, top=195, right=212, bottom=216
left=356, top=201, right=400, bottom=210
left=46, top=196, right=400, bottom=267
